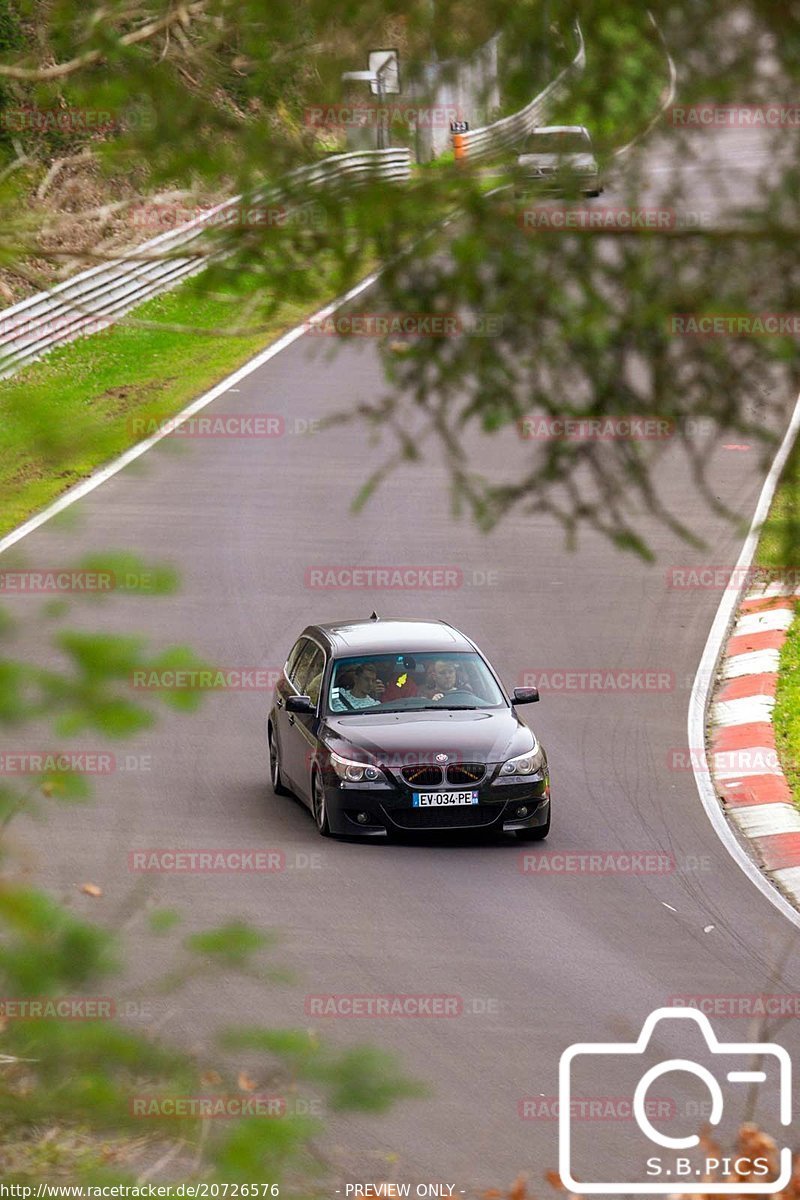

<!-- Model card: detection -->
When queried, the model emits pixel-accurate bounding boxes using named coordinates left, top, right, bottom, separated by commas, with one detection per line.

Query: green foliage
left=0, top=886, right=117, bottom=991
left=774, top=605, right=800, bottom=805
left=221, top=1030, right=429, bottom=1112
left=756, top=437, right=800, bottom=574
left=0, top=0, right=22, bottom=147
left=0, top=2, right=796, bottom=551
left=549, top=8, right=667, bottom=151
left=757, top=441, right=800, bottom=808
left=77, top=552, right=180, bottom=597
left=0, top=0, right=20, bottom=54
left=147, top=907, right=181, bottom=934
left=186, top=922, right=272, bottom=967
left=0, top=554, right=420, bottom=1186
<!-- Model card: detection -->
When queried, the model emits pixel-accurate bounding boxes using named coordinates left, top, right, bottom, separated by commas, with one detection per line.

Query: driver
left=421, top=659, right=469, bottom=701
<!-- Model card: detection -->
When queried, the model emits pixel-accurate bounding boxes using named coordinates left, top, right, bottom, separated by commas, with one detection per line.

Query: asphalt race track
left=4, top=122, right=800, bottom=1190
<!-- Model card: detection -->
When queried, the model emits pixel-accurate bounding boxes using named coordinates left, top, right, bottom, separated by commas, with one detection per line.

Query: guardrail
left=0, top=147, right=412, bottom=380
left=452, top=23, right=585, bottom=162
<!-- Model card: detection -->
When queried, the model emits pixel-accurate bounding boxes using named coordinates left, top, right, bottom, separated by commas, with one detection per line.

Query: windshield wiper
left=414, top=704, right=482, bottom=711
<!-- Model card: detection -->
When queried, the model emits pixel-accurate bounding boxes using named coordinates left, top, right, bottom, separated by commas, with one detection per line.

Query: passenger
left=377, top=656, right=419, bottom=701
left=330, top=662, right=385, bottom=711
left=306, top=670, right=324, bottom=706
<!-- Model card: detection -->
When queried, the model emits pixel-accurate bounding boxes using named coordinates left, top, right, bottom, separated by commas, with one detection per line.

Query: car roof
left=529, top=125, right=590, bottom=136
left=307, top=618, right=476, bottom=656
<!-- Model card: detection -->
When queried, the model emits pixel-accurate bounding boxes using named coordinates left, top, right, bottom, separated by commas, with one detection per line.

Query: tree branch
left=0, top=3, right=208, bottom=81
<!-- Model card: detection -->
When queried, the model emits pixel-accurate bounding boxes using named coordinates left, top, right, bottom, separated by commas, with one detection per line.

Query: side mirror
left=286, top=694, right=315, bottom=714
left=512, top=686, right=539, bottom=705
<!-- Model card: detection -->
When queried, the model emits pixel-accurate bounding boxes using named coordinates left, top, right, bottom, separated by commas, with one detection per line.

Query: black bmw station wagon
left=267, top=617, right=550, bottom=840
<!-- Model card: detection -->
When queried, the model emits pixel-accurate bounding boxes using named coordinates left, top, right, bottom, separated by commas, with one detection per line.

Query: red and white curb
left=710, top=582, right=800, bottom=906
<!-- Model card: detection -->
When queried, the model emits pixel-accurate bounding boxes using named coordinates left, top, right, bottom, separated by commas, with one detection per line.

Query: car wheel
left=311, top=770, right=332, bottom=837
left=268, top=726, right=290, bottom=796
left=516, top=808, right=550, bottom=841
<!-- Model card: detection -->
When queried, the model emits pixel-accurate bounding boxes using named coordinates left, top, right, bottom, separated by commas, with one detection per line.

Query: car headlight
left=329, top=751, right=385, bottom=784
left=498, top=742, right=544, bottom=777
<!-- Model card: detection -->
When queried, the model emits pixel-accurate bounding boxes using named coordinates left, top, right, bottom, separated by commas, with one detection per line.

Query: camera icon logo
left=558, top=1007, right=792, bottom=1194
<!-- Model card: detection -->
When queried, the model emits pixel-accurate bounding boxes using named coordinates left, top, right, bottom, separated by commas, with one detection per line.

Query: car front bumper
left=320, top=771, right=551, bottom=838
left=515, top=174, right=602, bottom=196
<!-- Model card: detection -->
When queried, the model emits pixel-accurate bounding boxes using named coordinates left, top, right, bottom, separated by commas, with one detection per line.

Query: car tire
left=268, top=725, right=290, bottom=796
left=516, top=808, right=550, bottom=841
left=311, top=770, right=332, bottom=838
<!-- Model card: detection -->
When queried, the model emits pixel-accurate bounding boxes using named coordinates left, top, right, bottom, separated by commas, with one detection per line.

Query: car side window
left=293, top=642, right=325, bottom=699
left=285, top=638, right=309, bottom=688
left=304, top=651, right=327, bottom=708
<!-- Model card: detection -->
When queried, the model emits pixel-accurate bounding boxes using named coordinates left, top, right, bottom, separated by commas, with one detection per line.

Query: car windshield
left=523, top=132, right=590, bottom=154
left=326, top=652, right=506, bottom=714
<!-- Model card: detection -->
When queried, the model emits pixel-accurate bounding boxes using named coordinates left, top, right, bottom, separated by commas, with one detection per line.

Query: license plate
left=412, top=791, right=479, bottom=807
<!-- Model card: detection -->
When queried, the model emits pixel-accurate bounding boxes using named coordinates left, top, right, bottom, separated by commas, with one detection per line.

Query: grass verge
left=754, top=433, right=800, bottom=804
left=0, top=259, right=373, bottom=537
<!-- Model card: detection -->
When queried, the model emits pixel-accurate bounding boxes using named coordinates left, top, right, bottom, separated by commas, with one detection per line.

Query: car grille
left=386, top=805, right=502, bottom=830
left=401, top=765, right=442, bottom=787
left=446, top=763, right=486, bottom=786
